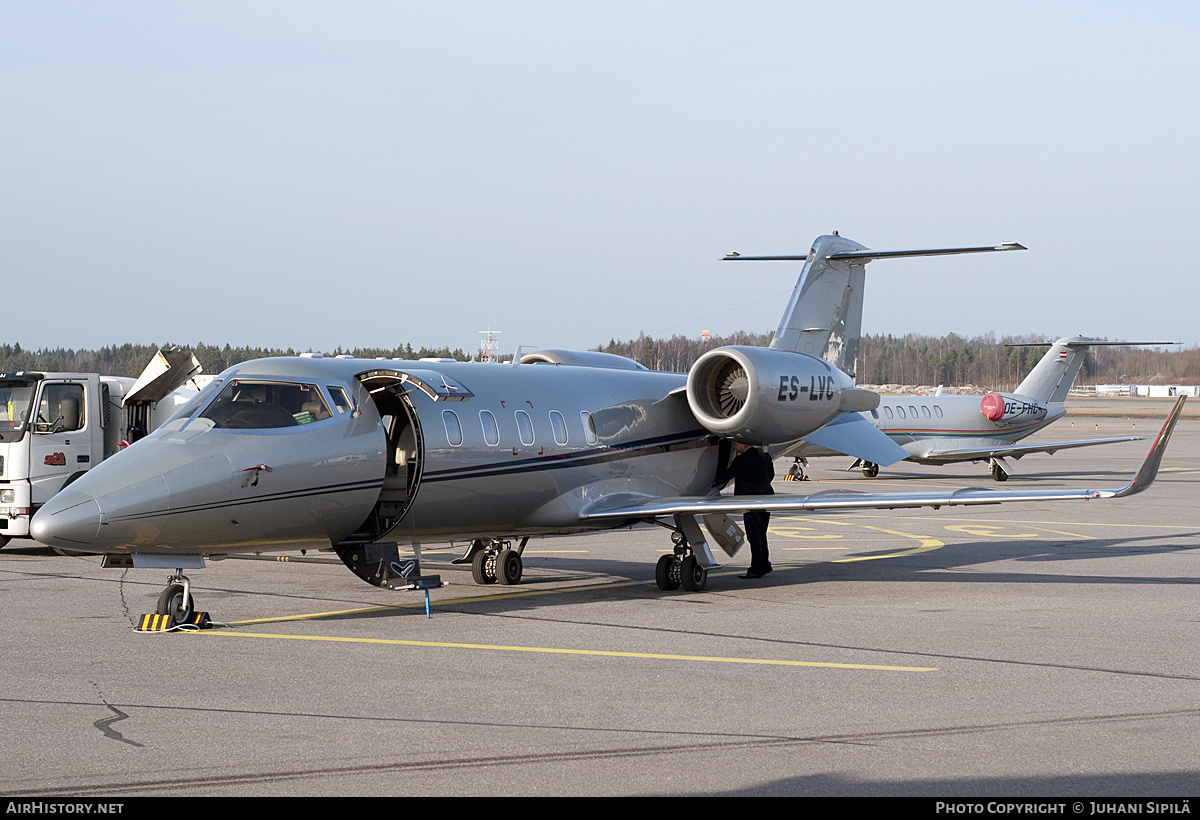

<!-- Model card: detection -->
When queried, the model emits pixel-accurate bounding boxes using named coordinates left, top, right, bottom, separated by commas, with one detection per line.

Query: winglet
left=1110, top=397, right=1185, bottom=498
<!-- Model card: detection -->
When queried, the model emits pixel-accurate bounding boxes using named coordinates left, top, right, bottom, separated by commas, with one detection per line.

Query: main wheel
left=862, top=461, right=879, bottom=478
left=471, top=549, right=498, bottom=584
left=655, top=554, right=681, bottom=591
left=156, top=583, right=194, bottom=625
left=497, top=549, right=523, bottom=585
left=680, top=555, right=707, bottom=592
left=991, top=463, right=1008, bottom=482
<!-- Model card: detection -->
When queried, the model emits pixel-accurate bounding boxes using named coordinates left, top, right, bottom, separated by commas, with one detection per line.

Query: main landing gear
left=990, top=459, right=1010, bottom=482
left=848, top=458, right=880, bottom=478
left=654, top=529, right=707, bottom=592
left=784, top=457, right=809, bottom=481
left=457, top=537, right=528, bottom=586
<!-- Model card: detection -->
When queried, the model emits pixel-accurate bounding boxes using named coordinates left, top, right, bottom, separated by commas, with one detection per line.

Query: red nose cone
left=981, top=392, right=1005, bottom=421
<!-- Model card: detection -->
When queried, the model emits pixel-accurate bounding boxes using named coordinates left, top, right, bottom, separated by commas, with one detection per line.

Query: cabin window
left=921, top=406, right=931, bottom=419
left=896, top=406, right=906, bottom=420
left=549, top=411, right=568, bottom=445
left=480, top=410, right=499, bottom=446
left=909, top=406, right=918, bottom=419
left=443, top=410, right=463, bottom=446
left=200, top=380, right=332, bottom=429
left=515, top=411, right=535, bottom=446
left=883, top=406, right=893, bottom=420
left=328, top=385, right=354, bottom=414
left=934, top=406, right=944, bottom=419
left=869, top=409, right=879, bottom=419
left=581, top=411, right=598, bottom=445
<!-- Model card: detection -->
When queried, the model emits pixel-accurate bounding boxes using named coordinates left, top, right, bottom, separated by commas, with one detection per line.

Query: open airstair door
left=345, top=368, right=473, bottom=543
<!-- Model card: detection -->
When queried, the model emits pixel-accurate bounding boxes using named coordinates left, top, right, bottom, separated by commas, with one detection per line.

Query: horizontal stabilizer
left=799, top=413, right=909, bottom=466
left=722, top=242, right=1025, bottom=262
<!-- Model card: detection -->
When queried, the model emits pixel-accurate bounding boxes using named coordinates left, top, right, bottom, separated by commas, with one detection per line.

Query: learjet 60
left=29, top=235, right=1183, bottom=623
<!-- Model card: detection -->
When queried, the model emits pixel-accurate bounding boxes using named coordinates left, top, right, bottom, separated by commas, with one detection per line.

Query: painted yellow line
left=773, top=516, right=857, bottom=526
left=834, top=527, right=944, bottom=562
left=780, top=547, right=846, bottom=551
left=190, top=629, right=936, bottom=672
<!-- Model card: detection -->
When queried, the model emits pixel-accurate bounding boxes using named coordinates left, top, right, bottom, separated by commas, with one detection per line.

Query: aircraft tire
left=992, top=465, right=1008, bottom=482
left=862, top=462, right=879, bottom=478
left=655, top=554, right=681, bottom=591
left=156, top=583, right=194, bottom=625
left=471, top=549, right=497, bottom=585
left=497, top=549, right=522, bottom=585
left=680, top=555, right=707, bottom=592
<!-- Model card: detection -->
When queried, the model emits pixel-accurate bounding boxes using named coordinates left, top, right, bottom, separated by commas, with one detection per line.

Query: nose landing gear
left=135, top=571, right=212, bottom=632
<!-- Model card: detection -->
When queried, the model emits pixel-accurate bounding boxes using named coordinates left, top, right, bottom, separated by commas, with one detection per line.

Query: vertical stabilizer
left=723, top=236, right=1025, bottom=379
left=1014, top=337, right=1094, bottom=404
left=766, top=234, right=870, bottom=374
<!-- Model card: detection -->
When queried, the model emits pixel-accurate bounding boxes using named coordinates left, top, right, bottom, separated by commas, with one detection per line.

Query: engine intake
left=686, top=346, right=877, bottom=444
left=981, top=392, right=1048, bottom=426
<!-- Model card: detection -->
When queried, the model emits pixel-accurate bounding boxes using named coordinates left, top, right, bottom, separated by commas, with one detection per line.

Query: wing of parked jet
left=580, top=397, right=1181, bottom=522
left=920, top=434, right=1144, bottom=462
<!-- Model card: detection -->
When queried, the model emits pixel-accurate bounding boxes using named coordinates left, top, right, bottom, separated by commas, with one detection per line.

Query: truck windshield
left=0, top=380, right=39, bottom=442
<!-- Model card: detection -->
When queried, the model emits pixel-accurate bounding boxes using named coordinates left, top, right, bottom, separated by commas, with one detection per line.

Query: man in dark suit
left=714, top=442, right=775, bottom=579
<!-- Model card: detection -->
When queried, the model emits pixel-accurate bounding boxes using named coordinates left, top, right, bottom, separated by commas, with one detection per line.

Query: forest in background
left=0, top=333, right=1193, bottom=390
left=0, top=342, right=470, bottom=379
left=598, top=332, right=1194, bottom=390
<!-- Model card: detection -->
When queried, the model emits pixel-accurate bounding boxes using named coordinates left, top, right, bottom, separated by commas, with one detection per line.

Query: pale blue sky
left=4, top=2, right=1197, bottom=357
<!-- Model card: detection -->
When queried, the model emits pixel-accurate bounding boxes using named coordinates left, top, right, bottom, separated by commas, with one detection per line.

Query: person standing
left=714, top=442, right=775, bottom=579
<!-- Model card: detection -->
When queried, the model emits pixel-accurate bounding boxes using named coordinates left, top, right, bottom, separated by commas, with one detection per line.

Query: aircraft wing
left=579, top=398, right=1182, bottom=522
left=921, top=435, right=1144, bottom=463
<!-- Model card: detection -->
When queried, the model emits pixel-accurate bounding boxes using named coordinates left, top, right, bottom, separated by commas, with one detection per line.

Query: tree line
left=0, top=342, right=470, bottom=379
left=0, top=333, right=1192, bottom=388
left=598, top=332, right=1194, bottom=389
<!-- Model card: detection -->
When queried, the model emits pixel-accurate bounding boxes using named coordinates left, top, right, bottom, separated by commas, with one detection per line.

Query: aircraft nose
left=30, top=490, right=102, bottom=548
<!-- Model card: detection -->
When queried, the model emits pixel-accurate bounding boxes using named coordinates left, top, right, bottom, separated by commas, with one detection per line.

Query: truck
left=0, top=350, right=203, bottom=547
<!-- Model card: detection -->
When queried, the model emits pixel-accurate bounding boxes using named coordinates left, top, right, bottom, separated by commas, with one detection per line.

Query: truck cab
left=1, top=372, right=137, bottom=545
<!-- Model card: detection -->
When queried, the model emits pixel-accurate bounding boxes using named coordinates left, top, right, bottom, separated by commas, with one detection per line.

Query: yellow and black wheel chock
left=135, top=611, right=213, bottom=632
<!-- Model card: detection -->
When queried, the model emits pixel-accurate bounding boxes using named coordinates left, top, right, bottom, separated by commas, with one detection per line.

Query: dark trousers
left=743, top=510, right=771, bottom=573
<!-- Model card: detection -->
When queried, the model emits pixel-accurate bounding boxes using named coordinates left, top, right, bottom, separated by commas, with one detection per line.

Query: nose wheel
left=156, top=580, right=195, bottom=624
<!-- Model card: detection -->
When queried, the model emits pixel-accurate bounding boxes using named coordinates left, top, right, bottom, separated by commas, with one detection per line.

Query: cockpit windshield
left=0, top=379, right=39, bottom=442
left=199, top=380, right=333, bottom=429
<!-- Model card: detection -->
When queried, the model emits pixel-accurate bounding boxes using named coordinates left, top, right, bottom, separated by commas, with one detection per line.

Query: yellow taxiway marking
left=833, top=527, right=944, bottom=562
left=191, top=629, right=936, bottom=672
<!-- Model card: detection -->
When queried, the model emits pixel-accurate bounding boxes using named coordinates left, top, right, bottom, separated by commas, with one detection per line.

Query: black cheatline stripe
left=421, top=431, right=713, bottom=483
left=106, top=478, right=385, bottom=523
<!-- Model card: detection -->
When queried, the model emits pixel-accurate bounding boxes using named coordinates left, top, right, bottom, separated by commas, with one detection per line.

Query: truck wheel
left=0, top=536, right=9, bottom=549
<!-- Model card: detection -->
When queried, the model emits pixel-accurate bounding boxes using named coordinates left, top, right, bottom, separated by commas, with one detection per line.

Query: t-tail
left=723, top=235, right=1025, bottom=378
left=1011, top=337, right=1175, bottom=405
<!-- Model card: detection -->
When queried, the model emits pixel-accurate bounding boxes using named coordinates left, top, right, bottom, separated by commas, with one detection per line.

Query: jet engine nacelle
left=686, top=346, right=879, bottom=445
left=981, top=392, right=1049, bottom=426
